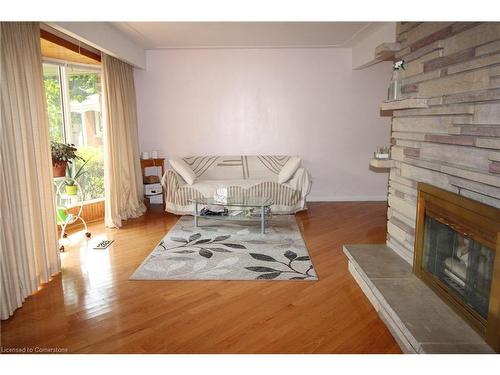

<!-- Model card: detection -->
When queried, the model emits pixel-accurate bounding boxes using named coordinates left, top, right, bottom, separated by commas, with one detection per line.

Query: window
left=43, top=64, right=65, bottom=143
left=43, top=63, right=104, bottom=201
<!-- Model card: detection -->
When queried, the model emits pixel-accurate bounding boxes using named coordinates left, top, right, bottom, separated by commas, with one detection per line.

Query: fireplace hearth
left=413, top=183, right=500, bottom=352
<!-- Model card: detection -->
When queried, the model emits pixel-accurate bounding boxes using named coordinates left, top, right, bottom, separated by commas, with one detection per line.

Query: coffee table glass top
left=189, top=196, right=273, bottom=207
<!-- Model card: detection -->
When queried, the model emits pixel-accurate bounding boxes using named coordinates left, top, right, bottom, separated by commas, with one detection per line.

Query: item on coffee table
left=200, top=207, right=228, bottom=216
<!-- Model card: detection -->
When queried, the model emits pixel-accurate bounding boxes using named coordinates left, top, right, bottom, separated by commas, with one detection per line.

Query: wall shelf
left=370, top=158, right=395, bottom=169
left=375, top=42, right=401, bottom=59
left=355, top=42, right=401, bottom=69
left=380, top=98, right=428, bottom=111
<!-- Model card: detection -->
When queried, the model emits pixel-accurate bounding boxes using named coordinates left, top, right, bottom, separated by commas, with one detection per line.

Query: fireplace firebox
left=414, top=183, right=500, bottom=352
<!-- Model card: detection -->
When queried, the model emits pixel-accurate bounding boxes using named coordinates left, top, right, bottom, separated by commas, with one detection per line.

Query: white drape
left=102, top=54, right=146, bottom=228
left=0, top=22, right=60, bottom=320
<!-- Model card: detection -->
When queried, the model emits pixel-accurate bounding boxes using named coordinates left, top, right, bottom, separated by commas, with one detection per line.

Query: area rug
left=130, top=215, right=317, bottom=281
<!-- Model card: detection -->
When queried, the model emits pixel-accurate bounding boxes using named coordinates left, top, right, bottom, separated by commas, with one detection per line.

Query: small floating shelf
left=375, top=42, right=401, bottom=58
left=355, top=42, right=401, bottom=69
left=370, top=159, right=395, bottom=169
left=380, top=98, right=429, bottom=111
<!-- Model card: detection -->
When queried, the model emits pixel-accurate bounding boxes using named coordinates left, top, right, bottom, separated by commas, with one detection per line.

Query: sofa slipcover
left=161, top=155, right=312, bottom=215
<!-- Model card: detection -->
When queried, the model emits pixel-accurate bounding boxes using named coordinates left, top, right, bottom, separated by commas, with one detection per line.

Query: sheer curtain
left=102, top=54, right=146, bottom=228
left=0, top=22, right=60, bottom=320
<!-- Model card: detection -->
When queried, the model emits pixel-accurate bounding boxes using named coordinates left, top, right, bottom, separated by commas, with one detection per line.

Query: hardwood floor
left=0, top=202, right=401, bottom=354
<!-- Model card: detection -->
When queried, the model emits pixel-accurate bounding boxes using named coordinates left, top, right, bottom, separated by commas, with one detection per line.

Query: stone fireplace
left=386, top=22, right=500, bottom=267
left=413, top=183, right=499, bottom=351
left=382, top=22, right=500, bottom=352
left=344, top=22, right=500, bottom=354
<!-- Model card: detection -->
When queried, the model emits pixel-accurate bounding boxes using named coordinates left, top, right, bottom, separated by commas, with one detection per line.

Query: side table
left=140, top=158, right=165, bottom=209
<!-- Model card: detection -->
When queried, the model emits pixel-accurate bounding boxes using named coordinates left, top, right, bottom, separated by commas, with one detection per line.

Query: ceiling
left=111, top=22, right=371, bottom=49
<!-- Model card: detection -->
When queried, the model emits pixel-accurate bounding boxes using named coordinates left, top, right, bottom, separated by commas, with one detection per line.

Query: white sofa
left=161, top=155, right=312, bottom=215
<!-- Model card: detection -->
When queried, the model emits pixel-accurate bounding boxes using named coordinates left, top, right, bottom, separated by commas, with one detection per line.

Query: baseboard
left=308, top=195, right=388, bottom=202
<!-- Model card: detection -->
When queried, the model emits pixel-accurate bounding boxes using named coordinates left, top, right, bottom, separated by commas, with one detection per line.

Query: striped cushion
left=181, top=155, right=291, bottom=181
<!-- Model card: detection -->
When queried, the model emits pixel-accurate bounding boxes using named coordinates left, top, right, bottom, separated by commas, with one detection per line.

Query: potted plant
left=374, top=146, right=391, bottom=159
left=51, top=142, right=79, bottom=178
left=65, top=157, right=91, bottom=195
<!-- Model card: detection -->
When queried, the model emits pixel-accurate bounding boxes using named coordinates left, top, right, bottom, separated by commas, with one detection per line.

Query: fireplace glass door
left=415, top=183, right=500, bottom=352
left=422, top=215, right=495, bottom=319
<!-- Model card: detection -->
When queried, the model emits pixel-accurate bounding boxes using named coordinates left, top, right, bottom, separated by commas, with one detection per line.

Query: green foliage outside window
left=44, top=65, right=104, bottom=201
left=68, top=73, right=100, bottom=102
left=73, top=146, right=104, bottom=201
left=43, top=73, right=64, bottom=143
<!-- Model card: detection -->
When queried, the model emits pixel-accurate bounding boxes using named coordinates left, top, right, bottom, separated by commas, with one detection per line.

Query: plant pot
left=53, top=161, right=67, bottom=178
left=56, top=206, right=68, bottom=223
left=65, top=184, right=78, bottom=195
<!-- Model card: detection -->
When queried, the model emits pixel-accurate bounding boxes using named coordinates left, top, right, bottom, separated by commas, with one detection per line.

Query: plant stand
left=54, top=177, right=91, bottom=252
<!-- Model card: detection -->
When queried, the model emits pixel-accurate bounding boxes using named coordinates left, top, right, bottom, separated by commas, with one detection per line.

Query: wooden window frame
left=40, top=29, right=101, bottom=63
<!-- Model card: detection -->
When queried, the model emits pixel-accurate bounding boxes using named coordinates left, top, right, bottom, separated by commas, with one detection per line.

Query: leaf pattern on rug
left=245, top=251, right=315, bottom=280
left=130, top=215, right=317, bottom=281
left=151, top=233, right=247, bottom=260
left=143, top=236, right=316, bottom=280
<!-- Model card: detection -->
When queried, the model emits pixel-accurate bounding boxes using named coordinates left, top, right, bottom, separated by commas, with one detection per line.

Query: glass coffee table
left=189, top=197, right=273, bottom=234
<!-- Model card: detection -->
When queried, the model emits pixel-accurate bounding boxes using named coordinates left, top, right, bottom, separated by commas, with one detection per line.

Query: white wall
left=135, top=48, right=392, bottom=201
